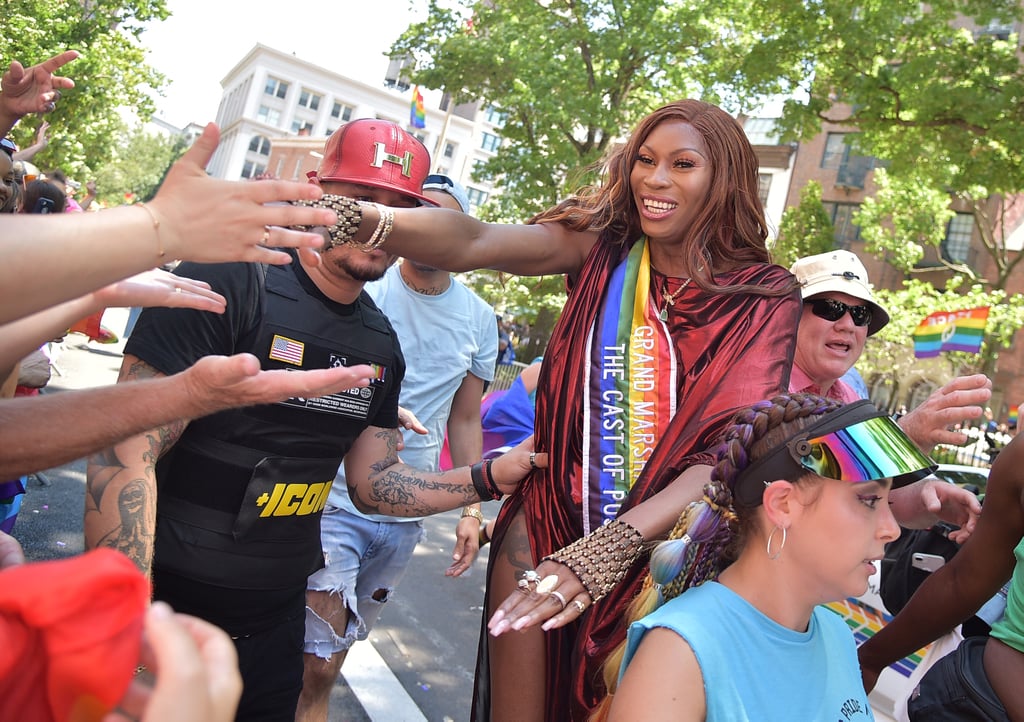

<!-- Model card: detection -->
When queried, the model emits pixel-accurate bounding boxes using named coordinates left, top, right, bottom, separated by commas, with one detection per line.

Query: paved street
left=13, top=308, right=501, bottom=721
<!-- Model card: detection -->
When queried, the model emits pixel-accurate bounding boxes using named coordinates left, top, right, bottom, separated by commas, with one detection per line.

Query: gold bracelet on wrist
left=461, top=506, right=484, bottom=523
left=136, top=202, right=164, bottom=259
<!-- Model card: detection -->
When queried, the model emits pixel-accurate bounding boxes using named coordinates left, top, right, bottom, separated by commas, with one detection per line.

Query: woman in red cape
left=341, top=100, right=801, bottom=720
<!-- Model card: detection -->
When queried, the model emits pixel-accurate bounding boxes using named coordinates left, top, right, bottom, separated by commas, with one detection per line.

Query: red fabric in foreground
left=0, top=549, right=149, bottom=722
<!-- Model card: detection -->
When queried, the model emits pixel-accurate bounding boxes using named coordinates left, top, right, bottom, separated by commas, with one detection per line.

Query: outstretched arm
left=343, top=427, right=538, bottom=517
left=2, top=353, right=375, bottom=480
left=0, top=124, right=339, bottom=325
left=0, top=269, right=225, bottom=375
left=859, top=434, right=1024, bottom=690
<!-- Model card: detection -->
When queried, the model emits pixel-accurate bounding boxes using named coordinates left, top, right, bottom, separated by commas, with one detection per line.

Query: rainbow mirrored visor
left=733, top=401, right=937, bottom=507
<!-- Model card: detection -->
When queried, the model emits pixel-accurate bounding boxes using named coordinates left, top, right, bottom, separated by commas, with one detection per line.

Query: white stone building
left=206, top=43, right=501, bottom=212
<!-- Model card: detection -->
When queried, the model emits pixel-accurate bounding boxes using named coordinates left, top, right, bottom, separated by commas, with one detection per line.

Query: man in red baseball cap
left=86, top=119, right=533, bottom=721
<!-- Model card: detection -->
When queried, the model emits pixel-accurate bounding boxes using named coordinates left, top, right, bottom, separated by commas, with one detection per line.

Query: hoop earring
left=766, top=525, right=787, bottom=560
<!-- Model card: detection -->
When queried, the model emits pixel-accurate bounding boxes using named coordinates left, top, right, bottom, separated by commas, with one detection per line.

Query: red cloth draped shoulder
left=506, top=237, right=801, bottom=720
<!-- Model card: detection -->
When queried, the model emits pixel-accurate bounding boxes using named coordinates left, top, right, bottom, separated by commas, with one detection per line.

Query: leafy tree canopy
left=771, top=180, right=836, bottom=269
left=2, top=0, right=169, bottom=181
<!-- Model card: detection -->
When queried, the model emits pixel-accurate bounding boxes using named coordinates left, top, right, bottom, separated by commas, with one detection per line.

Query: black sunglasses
left=805, top=298, right=873, bottom=327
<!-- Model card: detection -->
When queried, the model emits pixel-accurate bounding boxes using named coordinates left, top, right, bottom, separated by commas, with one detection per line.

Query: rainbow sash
left=581, top=238, right=678, bottom=534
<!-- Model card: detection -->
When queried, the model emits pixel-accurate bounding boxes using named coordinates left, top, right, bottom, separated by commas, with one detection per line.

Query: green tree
left=771, top=180, right=835, bottom=268
left=1, top=0, right=169, bottom=180
left=92, top=125, right=186, bottom=206
left=859, top=278, right=1024, bottom=401
left=391, top=0, right=779, bottom=221
left=754, top=0, right=1024, bottom=291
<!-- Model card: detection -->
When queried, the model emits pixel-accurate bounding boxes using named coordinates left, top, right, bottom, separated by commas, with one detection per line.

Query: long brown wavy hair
left=531, top=99, right=790, bottom=296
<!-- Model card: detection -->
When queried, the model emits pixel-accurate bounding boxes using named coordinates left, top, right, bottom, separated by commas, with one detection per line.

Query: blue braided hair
left=652, top=392, right=843, bottom=604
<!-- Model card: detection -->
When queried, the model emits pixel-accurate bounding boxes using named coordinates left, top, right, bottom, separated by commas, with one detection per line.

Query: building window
left=331, top=101, right=354, bottom=121
left=264, top=77, right=288, bottom=99
left=821, top=133, right=848, bottom=170
left=480, top=132, right=501, bottom=153
left=444, top=142, right=455, bottom=159
left=241, top=160, right=266, bottom=179
left=823, top=202, right=861, bottom=249
left=483, top=106, right=506, bottom=126
left=757, top=173, right=772, bottom=206
left=943, top=212, right=974, bottom=263
left=291, top=119, right=314, bottom=135
left=257, top=105, right=281, bottom=126
left=466, top=187, right=489, bottom=208
left=248, top=135, right=271, bottom=156
left=298, top=89, right=321, bottom=111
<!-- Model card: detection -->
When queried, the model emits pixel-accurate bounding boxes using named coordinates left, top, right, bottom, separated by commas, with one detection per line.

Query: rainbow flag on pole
left=912, top=307, right=989, bottom=358
left=410, top=86, right=426, bottom=129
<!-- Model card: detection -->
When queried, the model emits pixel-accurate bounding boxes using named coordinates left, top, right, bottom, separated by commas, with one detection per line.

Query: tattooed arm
left=342, top=425, right=542, bottom=517
left=85, top=356, right=185, bottom=575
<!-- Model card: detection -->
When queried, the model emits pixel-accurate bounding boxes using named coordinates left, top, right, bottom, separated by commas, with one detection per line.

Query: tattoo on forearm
left=356, top=468, right=477, bottom=516
left=96, top=478, right=155, bottom=573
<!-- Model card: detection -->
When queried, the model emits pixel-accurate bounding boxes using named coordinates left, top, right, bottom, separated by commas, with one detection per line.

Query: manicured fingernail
left=511, top=616, right=530, bottom=631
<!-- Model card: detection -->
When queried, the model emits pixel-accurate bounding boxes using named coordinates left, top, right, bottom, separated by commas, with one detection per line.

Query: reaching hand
left=106, top=602, right=242, bottom=722
left=397, top=405, right=428, bottom=435
left=889, top=477, right=982, bottom=542
left=0, top=531, right=24, bottom=570
left=447, top=516, right=482, bottom=577
left=0, top=51, right=78, bottom=123
left=898, top=374, right=991, bottom=452
left=182, top=354, right=376, bottom=419
left=489, top=435, right=548, bottom=497
left=147, top=124, right=341, bottom=265
left=91, top=268, right=227, bottom=315
left=488, top=560, right=591, bottom=636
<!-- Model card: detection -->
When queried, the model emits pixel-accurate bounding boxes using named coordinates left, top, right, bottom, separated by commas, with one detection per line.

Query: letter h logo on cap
left=313, top=118, right=437, bottom=206
left=372, top=142, right=413, bottom=178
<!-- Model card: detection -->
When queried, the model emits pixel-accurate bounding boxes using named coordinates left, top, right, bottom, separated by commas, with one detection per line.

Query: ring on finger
left=529, top=451, right=538, bottom=470
left=549, top=590, right=567, bottom=610
left=174, top=287, right=182, bottom=294
left=260, top=225, right=271, bottom=246
left=571, top=599, right=586, bottom=614
left=536, top=574, right=559, bottom=595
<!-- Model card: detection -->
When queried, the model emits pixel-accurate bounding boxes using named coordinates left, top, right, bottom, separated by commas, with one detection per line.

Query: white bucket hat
left=789, top=250, right=890, bottom=335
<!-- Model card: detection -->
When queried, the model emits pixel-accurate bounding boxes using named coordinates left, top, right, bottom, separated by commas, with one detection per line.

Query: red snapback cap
left=313, top=118, right=437, bottom=206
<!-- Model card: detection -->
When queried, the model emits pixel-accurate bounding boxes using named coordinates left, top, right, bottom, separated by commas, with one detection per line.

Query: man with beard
left=298, top=174, right=497, bottom=721
left=85, top=121, right=532, bottom=721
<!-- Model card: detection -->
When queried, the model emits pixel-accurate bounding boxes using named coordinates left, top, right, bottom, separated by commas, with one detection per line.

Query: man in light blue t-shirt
left=298, top=175, right=497, bottom=721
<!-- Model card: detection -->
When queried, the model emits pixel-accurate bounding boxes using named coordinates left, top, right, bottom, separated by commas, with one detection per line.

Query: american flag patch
left=269, top=335, right=304, bottom=366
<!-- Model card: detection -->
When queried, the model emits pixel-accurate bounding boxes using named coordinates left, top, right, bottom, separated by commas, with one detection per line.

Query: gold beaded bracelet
left=136, top=202, right=164, bottom=259
left=289, top=195, right=364, bottom=250
left=542, top=519, right=645, bottom=602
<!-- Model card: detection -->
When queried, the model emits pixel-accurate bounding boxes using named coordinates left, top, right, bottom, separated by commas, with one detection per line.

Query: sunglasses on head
left=805, top=298, right=872, bottom=327
left=0, top=138, right=15, bottom=156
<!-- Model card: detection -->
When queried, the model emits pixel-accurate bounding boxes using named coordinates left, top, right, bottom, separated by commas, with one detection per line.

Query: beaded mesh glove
left=289, top=194, right=364, bottom=251
left=542, top=519, right=645, bottom=602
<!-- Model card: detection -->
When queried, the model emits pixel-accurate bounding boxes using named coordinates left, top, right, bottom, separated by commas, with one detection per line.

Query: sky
left=139, top=0, right=433, bottom=128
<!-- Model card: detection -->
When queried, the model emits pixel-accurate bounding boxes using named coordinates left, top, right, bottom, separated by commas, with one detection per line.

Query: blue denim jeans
left=304, top=505, right=423, bottom=657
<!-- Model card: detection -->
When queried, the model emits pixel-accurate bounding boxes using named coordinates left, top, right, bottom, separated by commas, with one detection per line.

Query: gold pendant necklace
left=659, top=276, right=692, bottom=322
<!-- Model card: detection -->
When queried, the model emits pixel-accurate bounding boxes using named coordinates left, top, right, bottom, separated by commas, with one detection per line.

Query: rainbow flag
left=1010, top=405, right=1018, bottom=426
left=912, top=307, right=989, bottom=358
left=410, top=86, right=426, bottom=129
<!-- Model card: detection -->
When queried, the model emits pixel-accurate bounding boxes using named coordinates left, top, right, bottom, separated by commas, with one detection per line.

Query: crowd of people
left=3, top=47, right=1021, bottom=722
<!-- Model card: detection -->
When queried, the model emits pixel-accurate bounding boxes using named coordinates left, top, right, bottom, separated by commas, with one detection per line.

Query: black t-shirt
left=126, top=256, right=404, bottom=633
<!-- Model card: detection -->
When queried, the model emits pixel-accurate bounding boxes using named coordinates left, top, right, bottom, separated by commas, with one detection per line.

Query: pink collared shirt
left=788, top=364, right=862, bottom=403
